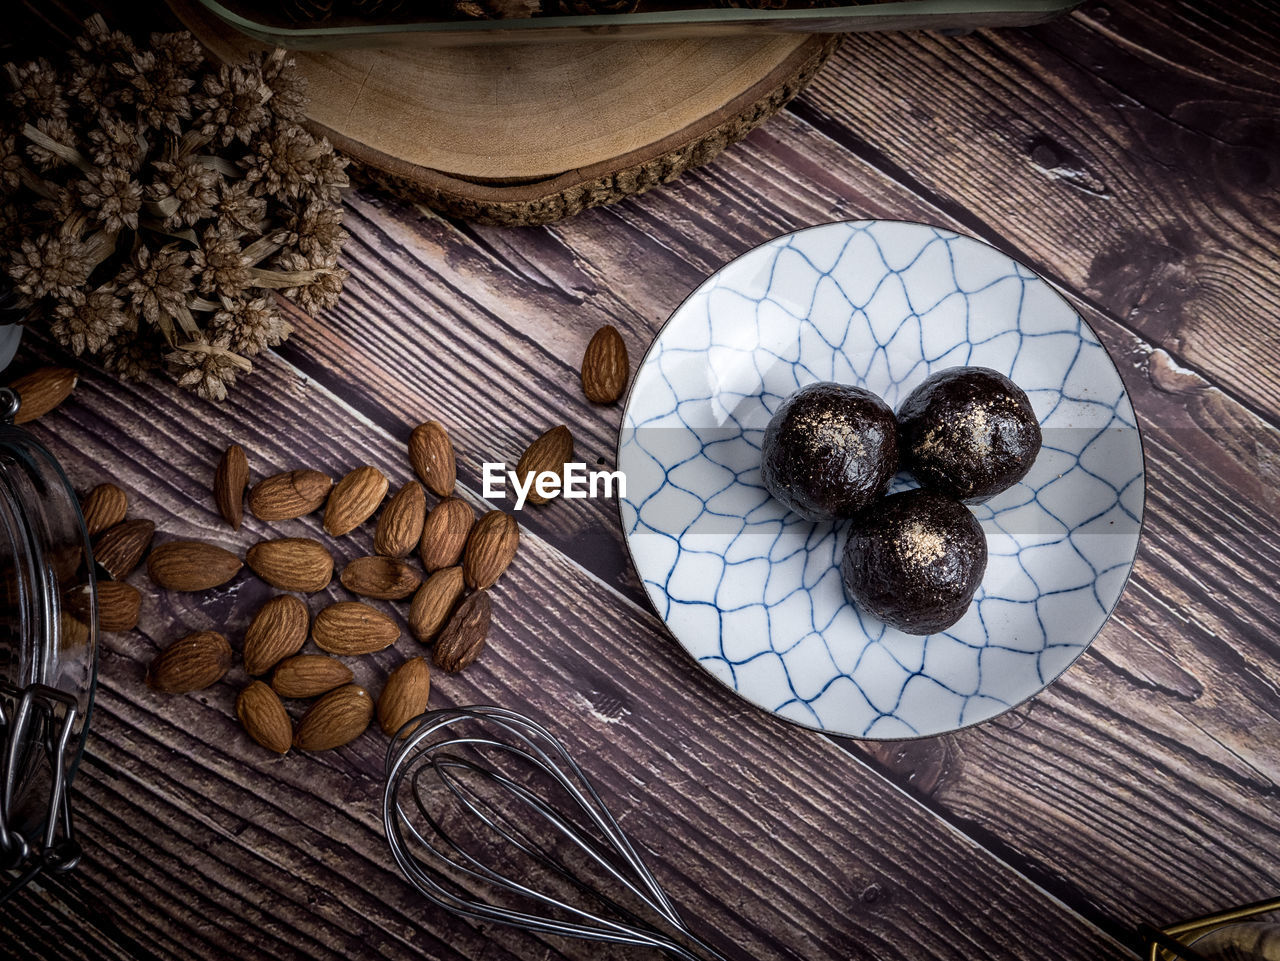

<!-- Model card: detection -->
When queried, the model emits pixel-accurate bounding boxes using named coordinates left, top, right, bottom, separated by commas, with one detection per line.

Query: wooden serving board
left=170, top=0, right=838, bottom=225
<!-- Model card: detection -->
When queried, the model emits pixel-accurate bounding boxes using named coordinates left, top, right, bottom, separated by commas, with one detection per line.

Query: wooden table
left=5, top=2, right=1280, bottom=959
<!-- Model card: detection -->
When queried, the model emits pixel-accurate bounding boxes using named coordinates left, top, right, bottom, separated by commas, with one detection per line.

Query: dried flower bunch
left=0, top=16, right=349, bottom=401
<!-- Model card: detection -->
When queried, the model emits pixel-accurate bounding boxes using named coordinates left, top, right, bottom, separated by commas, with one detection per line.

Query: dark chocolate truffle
left=897, top=366, right=1041, bottom=504
left=841, top=488, right=987, bottom=635
left=761, top=382, right=899, bottom=522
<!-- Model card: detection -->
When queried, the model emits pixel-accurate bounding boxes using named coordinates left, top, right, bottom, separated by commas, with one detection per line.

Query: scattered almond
left=408, top=421, right=456, bottom=497
left=340, top=555, right=420, bottom=600
left=94, top=518, right=155, bottom=580
left=463, top=511, right=519, bottom=590
left=213, top=443, right=249, bottom=530
left=581, top=325, right=629, bottom=404
left=246, top=537, right=333, bottom=593
left=236, top=681, right=292, bottom=754
left=419, top=496, right=473, bottom=573
left=408, top=566, right=465, bottom=643
left=60, top=611, right=90, bottom=648
left=147, top=539, right=243, bottom=591
left=294, top=685, right=373, bottom=751
left=378, top=657, right=431, bottom=737
left=146, top=630, right=232, bottom=693
left=97, top=581, right=142, bottom=632
left=312, top=600, right=400, bottom=655
left=244, top=594, right=310, bottom=676
left=128, top=418, right=522, bottom=750
left=67, top=580, right=138, bottom=632
left=248, top=469, right=333, bottom=521
left=80, top=483, right=127, bottom=537
left=10, top=366, right=77, bottom=424
left=516, top=425, right=574, bottom=505
left=271, top=654, right=353, bottom=699
left=63, top=583, right=92, bottom=621
left=434, top=590, right=491, bottom=672
left=373, top=481, right=426, bottom=558
left=324, top=465, right=388, bottom=536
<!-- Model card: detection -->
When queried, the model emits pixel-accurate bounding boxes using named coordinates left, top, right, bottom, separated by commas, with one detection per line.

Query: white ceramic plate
left=618, top=221, right=1145, bottom=739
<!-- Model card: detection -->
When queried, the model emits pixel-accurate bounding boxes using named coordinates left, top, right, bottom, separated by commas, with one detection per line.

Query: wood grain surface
left=172, top=13, right=820, bottom=180
left=4, top=0, right=1280, bottom=959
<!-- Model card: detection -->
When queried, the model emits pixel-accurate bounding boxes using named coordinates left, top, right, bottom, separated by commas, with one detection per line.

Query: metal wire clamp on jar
left=0, top=379, right=98, bottom=906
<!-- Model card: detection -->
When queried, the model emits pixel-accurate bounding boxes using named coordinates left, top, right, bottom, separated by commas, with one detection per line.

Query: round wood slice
left=169, top=0, right=837, bottom=224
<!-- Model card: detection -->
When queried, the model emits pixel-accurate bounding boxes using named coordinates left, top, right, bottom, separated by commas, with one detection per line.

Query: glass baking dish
left=189, top=0, right=1081, bottom=47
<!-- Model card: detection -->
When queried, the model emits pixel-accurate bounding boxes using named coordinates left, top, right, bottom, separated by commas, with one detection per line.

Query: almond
left=324, top=465, right=388, bottom=536
left=244, top=594, right=310, bottom=675
left=147, top=540, right=243, bottom=591
left=236, top=681, right=292, bottom=754
left=80, top=483, right=127, bottom=536
left=294, top=685, right=373, bottom=751
left=94, top=519, right=155, bottom=580
left=271, top=654, right=353, bottom=699
left=59, top=611, right=90, bottom=649
left=246, top=537, right=333, bottom=593
left=419, top=496, right=473, bottom=573
left=10, top=366, right=77, bottom=424
left=515, top=425, right=574, bottom=505
left=408, top=566, right=465, bottom=643
left=463, top=511, right=519, bottom=590
left=434, top=590, right=490, bottom=672
left=373, top=481, right=426, bottom=558
left=581, top=325, right=629, bottom=404
left=408, top=421, right=456, bottom=497
left=97, top=581, right=142, bottom=632
left=248, top=469, right=333, bottom=521
left=340, top=555, right=420, bottom=600
left=214, top=444, right=249, bottom=529
left=146, top=630, right=232, bottom=693
left=65, top=580, right=139, bottom=632
left=312, top=600, right=399, bottom=655
left=378, top=657, right=431, bottom=737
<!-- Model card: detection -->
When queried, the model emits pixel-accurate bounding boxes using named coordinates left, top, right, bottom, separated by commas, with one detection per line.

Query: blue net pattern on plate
left=620, top=221, right=1144, bottom=739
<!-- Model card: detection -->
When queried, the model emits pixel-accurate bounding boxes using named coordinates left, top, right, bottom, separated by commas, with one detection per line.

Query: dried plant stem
left=22, top=123, right=94, bottom=176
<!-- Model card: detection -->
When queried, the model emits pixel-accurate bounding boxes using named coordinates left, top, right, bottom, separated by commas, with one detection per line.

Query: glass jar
left=193, top=0, right=1082, bottom=47
left=0, top=380, right=97, bottom=903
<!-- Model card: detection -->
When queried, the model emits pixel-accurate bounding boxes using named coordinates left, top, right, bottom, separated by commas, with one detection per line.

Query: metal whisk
left=382, top=705, right=730, bottom=961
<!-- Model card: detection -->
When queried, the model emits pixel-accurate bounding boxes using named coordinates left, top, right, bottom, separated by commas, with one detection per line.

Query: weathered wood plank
left=0, top=875, right=150, bottom=961
left=798, top=0, right=1280, bottom=417
left=4, top=341, right=1124, bottom=961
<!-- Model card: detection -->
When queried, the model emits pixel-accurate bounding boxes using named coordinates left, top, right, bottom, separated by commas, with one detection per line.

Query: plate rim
left=614, top=218, right=1149, bottom=741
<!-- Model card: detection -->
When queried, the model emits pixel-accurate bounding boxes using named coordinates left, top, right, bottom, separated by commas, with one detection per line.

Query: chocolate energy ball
left=897, top=366, right=1042, bottom=504
left=761, top=382, right=899, bottom=523
left=841, top=489, right=987, bottom=635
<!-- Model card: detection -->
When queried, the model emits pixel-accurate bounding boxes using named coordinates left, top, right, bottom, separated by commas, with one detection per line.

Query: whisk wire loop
left=428, top=754, right=625, bottom=891
left=383, top=706, right=729, bottom=961
left=410, top=711, right=682, bottom=920
left=425, top=750, right=705, bottom=946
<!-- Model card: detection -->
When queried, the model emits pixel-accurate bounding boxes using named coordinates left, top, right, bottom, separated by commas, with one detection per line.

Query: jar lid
left=0, top=388, right=97, bottom=880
